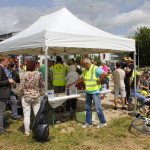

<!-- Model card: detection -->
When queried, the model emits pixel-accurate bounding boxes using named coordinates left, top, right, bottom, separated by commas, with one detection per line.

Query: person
left=67, top=58, right=107, bottom=128
left=100, top=60, right=109, bottom=89
left=74, top=60, right=82, bottom=75
left=0, top=54, right=15, bottom=134
left=128, top=75, right=147, bottom=111
left=19, top=60, right=45, bottom=136
left=39, top=59, right=53, bottom=90
left=67, top=58, right=76, bottom=73
left=123, top=57, right=134, bottom=102
left=140, top=75, right=149, bottom=94
left=23, top=61, right=27, bottom=72
left=50, top=56, right=68, bottom=94
left=4, top=62, right=22, bottom=120
left=112, top=62, right=126, bottom=110
left=64, top=65, right=79, bottom=117
left=39, top=59, right=46, bottom=80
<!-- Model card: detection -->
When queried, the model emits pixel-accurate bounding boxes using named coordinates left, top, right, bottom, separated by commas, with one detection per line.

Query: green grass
left=0, top=116, right=150, bottom=150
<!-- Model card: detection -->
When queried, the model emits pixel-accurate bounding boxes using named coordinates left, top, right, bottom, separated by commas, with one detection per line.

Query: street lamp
left=90, top=6, right=93, bottom=26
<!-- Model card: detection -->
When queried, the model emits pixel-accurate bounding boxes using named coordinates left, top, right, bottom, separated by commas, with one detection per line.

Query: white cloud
left=0, top=0, right=149, bottom=37
left=97, top=1, right=150, bottom=35
left=0, top=6, right=47, bottom=34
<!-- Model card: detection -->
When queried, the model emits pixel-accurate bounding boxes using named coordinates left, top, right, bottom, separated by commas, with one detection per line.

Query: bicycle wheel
left=132, top=119, right=150, bottom=135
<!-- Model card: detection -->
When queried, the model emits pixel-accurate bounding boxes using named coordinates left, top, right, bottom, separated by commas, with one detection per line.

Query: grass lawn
left=0, top=116, right=149, bottom=150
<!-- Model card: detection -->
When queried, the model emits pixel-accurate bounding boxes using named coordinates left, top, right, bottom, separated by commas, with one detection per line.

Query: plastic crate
left=76, top=111, right=96, bottom=123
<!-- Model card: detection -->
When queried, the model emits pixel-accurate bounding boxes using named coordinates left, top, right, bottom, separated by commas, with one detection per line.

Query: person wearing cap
left=67, top=58, right=107, bottom=129
left=123, top=57, right=134, bottom=102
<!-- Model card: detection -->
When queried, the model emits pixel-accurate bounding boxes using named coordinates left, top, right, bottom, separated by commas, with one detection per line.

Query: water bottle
left=66, top=88, right=70, bottom=95
left=75, top=85, right=78, bottom=94
left=48, top=90, right=54, bottom=98
left=102, top=84, right=107, bottom=91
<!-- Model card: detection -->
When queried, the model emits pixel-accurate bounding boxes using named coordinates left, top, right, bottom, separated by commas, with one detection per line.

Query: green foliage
left=116, top=52, right=130, bottom=61
left=93, top=53, right=101, bottom=66
left=75, top=55, right=82, bottom=64
left=135, top=27, right=150, bottom=67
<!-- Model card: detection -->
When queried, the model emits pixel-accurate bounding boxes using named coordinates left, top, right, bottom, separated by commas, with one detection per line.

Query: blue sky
left=0, top=0, right=150, bottom=37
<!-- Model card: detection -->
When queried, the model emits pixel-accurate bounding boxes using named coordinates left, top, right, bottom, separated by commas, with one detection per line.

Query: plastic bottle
left=66, top=88, right=70, bottom=95
left=102, top=84, right=107, bottom=91
left=75, top=84, right=78, bottom=94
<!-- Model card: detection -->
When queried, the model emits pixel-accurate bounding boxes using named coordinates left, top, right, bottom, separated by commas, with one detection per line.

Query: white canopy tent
left=0, top=8, right=137, bottom=109
left=0, top=8, right=135, bottom=55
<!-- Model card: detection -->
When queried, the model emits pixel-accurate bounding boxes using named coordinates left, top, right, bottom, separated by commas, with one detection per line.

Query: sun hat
left=124, top=57, right=133, bottom=61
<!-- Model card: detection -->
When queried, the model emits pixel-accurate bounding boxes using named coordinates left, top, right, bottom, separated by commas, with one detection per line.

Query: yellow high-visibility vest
left=51, top=64, right=67, bottom=86
left=83, top=65, right=100, bottom=91
left=130, top=69, right=141, bottom=84
left=23, top=65, right=26, bottom=71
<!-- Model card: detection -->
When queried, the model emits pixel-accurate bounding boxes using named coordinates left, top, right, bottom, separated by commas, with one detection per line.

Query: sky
left=0, top=0, right=150, bottom=37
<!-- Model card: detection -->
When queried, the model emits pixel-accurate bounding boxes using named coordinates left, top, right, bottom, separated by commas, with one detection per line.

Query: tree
left=117, top=52, right=130, bottom=61
left=93, top=54, right=101, bottom=66
left=135, top=27, right=150, bottom=67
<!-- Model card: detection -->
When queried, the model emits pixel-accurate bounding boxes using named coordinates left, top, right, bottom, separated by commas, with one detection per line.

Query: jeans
left=0, top=99, right=7, bottom=132
left=10, top=95, right=19, bottom=118
left=128, top=92, right=147, bottom=104
left=85, top=92, right=106, bottom=125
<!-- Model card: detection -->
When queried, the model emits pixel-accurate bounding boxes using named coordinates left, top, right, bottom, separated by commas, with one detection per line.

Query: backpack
left=32, top=96, right=50, bottom=142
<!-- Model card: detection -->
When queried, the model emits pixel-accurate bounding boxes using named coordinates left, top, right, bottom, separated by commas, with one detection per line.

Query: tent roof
left=0, top=8, right=135, bottom=55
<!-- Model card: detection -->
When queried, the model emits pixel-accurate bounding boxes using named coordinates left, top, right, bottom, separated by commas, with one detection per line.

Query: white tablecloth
left=48, top=94, right=81, bottom=108
left=48, top=90, right=111, bottom=108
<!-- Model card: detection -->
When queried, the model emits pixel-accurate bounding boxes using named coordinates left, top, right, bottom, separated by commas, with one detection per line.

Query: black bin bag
left=32, top=96, right=50, bottom=142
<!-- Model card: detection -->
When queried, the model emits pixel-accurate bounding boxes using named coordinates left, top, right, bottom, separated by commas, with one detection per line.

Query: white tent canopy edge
left=0, top=8, right=135, bottom=55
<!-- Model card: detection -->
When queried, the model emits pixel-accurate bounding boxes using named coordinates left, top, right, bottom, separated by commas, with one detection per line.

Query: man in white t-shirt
left=112, top=62, right=126, bottom=110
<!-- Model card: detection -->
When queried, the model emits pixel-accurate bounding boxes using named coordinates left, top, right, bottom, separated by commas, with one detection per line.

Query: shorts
left=114, top=87, right=126, bottom=98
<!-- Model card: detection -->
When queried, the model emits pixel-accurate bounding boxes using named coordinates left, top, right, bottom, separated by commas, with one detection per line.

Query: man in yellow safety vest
left=50, top=56, right=67, bottom=93
left=67, top=58, right=107, bottom=128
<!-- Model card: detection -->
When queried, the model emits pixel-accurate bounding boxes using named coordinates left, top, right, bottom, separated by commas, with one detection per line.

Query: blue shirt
left=81, top=66, right=104, bottom=94
left=4, top=67, right=12, bottom=79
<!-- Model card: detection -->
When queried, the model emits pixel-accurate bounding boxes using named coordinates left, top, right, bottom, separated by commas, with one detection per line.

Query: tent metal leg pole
left=44, top=46, right=48, bottom=96
left=52, top=109, right=55, bottom=127
left=134, top=51, right=137, bottom=112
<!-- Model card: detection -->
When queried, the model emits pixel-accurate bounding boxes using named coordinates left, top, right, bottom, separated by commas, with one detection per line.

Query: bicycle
left=131, top=100, right=150, bottom=135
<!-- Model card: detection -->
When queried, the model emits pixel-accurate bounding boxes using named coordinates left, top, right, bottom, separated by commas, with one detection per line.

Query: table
left=48, top=94, right=81, bottom=126
left=48, top=90, right=111, bottom=126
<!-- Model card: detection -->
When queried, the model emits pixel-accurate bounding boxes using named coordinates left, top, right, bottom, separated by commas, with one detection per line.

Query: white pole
left=44, top=46, right=48, bottom=96
left=134, top=51, right=137, bottom=111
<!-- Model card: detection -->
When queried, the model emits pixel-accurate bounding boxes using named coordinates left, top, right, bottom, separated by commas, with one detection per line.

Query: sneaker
left=121, top=107, right=127, bottom=110
left=113, top=107, right=118, bottom=110
left=96, top=123, right=107, bottom=129
left=62, top=112, right=70, bottom=117
left=82, top=123, right=93, bottom=128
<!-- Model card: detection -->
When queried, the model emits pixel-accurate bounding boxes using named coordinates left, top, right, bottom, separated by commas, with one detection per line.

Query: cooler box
left=76, top=111, right=96, bottom=123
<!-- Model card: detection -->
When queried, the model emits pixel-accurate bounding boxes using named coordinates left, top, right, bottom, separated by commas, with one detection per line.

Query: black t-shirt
left=124, top=63, right=134, bottom=78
